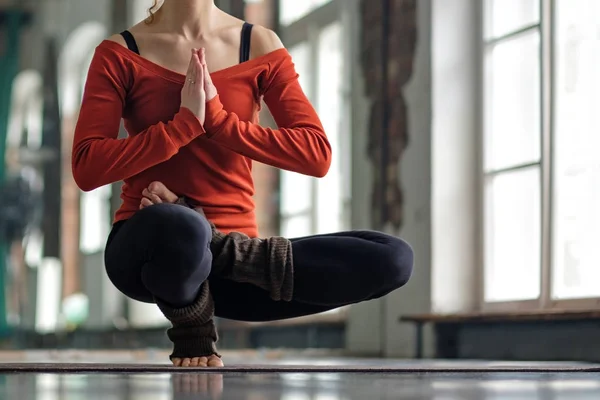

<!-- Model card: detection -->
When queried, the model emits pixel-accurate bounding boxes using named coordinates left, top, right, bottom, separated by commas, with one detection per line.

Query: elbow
left=310, top=159, right=331, bottom=178
left=72, top=154, right=100, bottom=192
left=308, top=146, right=332, bottom=178
left=72, top=168, right=97, bottom=192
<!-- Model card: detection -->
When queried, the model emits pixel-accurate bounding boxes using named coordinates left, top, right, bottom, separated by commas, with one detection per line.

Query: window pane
left=484, top=167, right=541, bottom=302
left=281, top=215, right=312, bottom=239
left=485, top=0, right=540, bottom=39
left=315, top=22, right=343, bottom=233
left=289, top=42, right=311, bottom=98
left=551, top=0, right=600, bottom=300
left=279, top=0, right=332, bottom=26
left=280, top=171, right=313, bottom=215
left=80, top=185, right=112, bottom=254
left=484, top=31, right=541, bottom=171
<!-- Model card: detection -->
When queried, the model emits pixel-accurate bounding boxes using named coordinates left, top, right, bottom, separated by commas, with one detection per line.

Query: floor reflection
left=1, top=372, right=600, bottom=400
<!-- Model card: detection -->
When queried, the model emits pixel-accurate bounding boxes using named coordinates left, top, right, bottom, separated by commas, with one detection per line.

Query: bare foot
left=172, top=355, right=224, bottom=368
left=140, top=181, right=179, bottom=209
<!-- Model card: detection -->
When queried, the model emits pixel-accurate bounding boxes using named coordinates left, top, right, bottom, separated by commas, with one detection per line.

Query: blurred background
left=0, top=0, right=598, bottom=362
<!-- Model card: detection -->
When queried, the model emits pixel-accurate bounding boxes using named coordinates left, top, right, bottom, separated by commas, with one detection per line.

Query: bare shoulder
left=106, top=21, right=149, bottom=48
left=106, top=33, right=127, bottom=47
left=250, top=25, right=285, bottom=58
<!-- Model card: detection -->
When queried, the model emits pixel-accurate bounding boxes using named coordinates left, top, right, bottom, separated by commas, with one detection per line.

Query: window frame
left=479, top=0, right=600, bottom=312
left=277, top=0, right=353, bottom=237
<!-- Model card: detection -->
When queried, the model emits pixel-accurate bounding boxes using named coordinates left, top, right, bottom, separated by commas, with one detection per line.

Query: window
left=278, top=0, right=351, bottom=238
left=59, top=22, right=113, bottom=256
left=481, top=0, right=600, bottom=309
left=551, top=0, right=600, bottom=301
left=80, top=185, right=112, bottom=254
left=279, top=0, right=332, bottom=26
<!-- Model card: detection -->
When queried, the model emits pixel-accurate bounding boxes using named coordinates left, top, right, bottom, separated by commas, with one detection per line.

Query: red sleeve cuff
left=169, top=107, right=207, bottom=148
left=203, top=95, right=228, bottom=137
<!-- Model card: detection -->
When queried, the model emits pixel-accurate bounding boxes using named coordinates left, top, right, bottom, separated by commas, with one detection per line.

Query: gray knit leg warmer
left=155, top=281, right=220, bottom=360
left=208, top=223, right=294, bottom=302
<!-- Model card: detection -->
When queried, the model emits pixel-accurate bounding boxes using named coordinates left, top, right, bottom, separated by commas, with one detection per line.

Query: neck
left=159, top=0, right=218, bottom=37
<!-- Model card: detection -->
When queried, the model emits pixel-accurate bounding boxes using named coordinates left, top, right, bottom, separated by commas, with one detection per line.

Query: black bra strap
left=121, top=26, right=252, bottom=61
left=239, top=22, right=253, bottom=63
left=120, top=30, right=140, bottom=55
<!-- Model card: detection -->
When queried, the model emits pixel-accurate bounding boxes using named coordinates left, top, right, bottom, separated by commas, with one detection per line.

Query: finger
left=199, top=49, right=213, bottom=86
left=185, top=49, right=196, bottom=89
left=195, top=52, right=205, bottom=91
left=187, top=49, right=198, bottom=93
left=203, top=61, right=213, bottom=89
left=199, top=47, right=206, bottom=66
left=199, top=54, right=214, bottom=92
left=185, top=49, right=195, bottom=81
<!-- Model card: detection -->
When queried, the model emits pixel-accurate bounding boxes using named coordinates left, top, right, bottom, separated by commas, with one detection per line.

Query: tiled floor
left=1, top=352, right=599, bottom=399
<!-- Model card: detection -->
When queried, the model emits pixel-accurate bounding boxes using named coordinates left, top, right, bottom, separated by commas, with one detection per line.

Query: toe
left=181, top=358, right=192, bottom=367
left=208, top=355, right=224, bottom=367
left=190, top=357, right=200, bottom=367
left=198, top=356, right=208, bottom=367
left=172, top=358, right=182, bottom=367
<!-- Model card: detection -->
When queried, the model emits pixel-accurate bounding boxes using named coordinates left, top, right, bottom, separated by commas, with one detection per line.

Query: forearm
left=72, top=108, right=204, bottom=191
left=203, top=95, right=331, bottom=177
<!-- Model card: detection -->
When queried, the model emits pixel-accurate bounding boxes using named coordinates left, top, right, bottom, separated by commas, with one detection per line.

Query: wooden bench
left=400, top=309, right=600, bottom=359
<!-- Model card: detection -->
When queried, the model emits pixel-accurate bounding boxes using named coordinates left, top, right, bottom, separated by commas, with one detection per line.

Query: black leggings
left=104, top=204, right=413, bottom=322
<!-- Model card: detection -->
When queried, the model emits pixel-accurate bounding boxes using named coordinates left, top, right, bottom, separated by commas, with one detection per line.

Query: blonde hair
left=145, top=0, right=160, bottom=24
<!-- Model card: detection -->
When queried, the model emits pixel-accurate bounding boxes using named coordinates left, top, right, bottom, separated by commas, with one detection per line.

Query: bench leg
left=415, top=322, right=424, bottom=359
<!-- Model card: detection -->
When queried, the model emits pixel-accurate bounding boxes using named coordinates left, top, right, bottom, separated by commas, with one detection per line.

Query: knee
left=141, top=203, right=211, bottom=244
left=138, top=203, right=212, bottom=269
left=379, top=236, right=414, bottom=290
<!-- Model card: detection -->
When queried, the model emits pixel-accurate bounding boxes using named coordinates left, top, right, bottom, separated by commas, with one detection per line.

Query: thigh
left=104, top=203, right=211, bottom=303
left=212, top=230, right=412, bottom=321
left=290, top=230, right=413, bottom=306
left=210, top=278, right=336, bottom=322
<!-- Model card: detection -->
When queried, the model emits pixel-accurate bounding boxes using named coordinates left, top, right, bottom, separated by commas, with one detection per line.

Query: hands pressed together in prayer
left=180, top=48, right=218, bottom=124
left=140, top=48, right=216, bottom=211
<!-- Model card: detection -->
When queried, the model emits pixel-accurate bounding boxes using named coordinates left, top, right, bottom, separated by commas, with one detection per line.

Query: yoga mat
left=1, top=362, right=600, bottom=373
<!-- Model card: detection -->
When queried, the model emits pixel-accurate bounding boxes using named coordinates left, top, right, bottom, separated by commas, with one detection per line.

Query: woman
left=72, top=0, right=414, bottom=368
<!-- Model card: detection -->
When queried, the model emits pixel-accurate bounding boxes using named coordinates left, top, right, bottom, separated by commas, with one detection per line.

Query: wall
left=346, top=0, right=433, bottom=357
left=430, top=0, right=480, bottom=313
left=345, top=0, right=382, bottom=355
left=384, top=0, right=433, bottom=357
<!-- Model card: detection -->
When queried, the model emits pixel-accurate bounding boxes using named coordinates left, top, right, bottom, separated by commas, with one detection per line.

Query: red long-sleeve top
left=72, top=40, right=331, bottom=237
